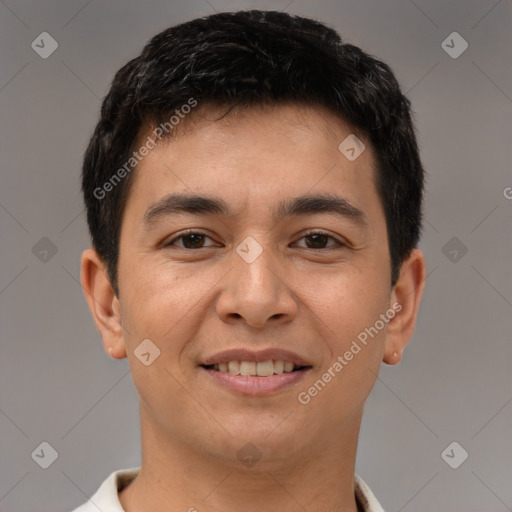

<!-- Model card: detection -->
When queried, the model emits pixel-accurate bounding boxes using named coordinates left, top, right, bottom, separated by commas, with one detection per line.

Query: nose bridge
left=216, top=233, right=297, bottom=326
left=234, top=233, right=282, bottom=300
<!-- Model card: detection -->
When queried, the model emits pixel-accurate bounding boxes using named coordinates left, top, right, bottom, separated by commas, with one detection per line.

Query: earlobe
left=385, top=350, right=402, bottom=365
left=80, top=248, right=127, bottom=359
left=383, top=248, right=426, bottom=365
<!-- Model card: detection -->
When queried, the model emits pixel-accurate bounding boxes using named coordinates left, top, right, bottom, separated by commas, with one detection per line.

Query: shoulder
left=70, top=467, right=140, bottom=512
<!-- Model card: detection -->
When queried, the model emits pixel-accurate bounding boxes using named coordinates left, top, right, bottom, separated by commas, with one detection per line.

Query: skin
left=81, top=102, right=426, bottom=512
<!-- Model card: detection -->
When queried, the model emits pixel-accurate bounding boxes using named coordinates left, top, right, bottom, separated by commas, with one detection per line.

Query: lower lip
left=201, top=367, right=310, bottom=396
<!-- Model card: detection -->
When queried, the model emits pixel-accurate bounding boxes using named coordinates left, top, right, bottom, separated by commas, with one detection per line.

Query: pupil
left=306, top=234, right=327, bottom=248
left=184, top=234, right=204, bottom=249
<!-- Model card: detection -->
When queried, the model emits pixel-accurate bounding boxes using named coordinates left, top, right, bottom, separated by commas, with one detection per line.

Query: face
left=91, top=103, right=413, bottom=469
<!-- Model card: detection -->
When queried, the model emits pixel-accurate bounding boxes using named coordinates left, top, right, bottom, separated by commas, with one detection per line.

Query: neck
left=119, top=403, right=364, bottom=512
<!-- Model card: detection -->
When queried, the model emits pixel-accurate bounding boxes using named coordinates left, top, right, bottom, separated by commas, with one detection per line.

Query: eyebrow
left=142, top=192, right=368, bottom=230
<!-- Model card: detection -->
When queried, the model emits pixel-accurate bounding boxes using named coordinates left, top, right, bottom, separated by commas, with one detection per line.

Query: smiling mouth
left=201, top=360, right=310, bottom=377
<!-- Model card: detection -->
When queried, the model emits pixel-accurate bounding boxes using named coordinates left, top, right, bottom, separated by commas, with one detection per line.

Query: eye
left=293, top=230, right=345, bottom=250
left=164, top=230, right=346, bottom=251
left=164, top=230, right=217, bottom=249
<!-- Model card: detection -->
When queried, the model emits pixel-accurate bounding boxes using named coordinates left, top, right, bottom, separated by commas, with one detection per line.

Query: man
left=74, top=9, right=426, bottom=512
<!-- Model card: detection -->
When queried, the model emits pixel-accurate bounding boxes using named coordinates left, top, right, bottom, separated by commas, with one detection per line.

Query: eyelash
left=164, top=229, right=346, bottom=250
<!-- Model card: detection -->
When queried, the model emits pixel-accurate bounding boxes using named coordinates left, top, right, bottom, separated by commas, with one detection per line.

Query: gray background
left=1, top=1, right=511, bottom=511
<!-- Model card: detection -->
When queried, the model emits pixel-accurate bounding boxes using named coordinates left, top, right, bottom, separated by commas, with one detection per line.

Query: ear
left=80, top=248, right=127, bottom=359
left=383, top=248, right=426, bottom=365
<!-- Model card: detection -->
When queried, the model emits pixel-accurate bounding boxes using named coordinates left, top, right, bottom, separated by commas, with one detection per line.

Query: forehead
left=123, top=102, right=382, bottom=229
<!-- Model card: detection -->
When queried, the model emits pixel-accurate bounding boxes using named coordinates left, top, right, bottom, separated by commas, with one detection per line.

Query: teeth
left=256, top=360, right=274, bottom=377
left=274, top=360, right=284, bottom=374
left=228, top=361, right=240, bottom=374
left=240, top=361, right=256, bottom=376
left=284, top=361, right=294, bottom=372
left=211, top=360, right=301, bottom=376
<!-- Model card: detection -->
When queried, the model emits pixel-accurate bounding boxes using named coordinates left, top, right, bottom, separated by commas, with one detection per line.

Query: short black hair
left=82, top=9, right=424, bottom=296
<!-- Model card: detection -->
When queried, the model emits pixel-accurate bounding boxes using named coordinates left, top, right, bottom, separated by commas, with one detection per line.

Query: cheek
left=296, top=262, right=389, bottom=405
left=118, top=265, right=207, bottom=414
left=298, top=278, right=388, bottom=416
left=118, top=260, right=231, bottom=377
left=301, top=263, right=390, bottom=341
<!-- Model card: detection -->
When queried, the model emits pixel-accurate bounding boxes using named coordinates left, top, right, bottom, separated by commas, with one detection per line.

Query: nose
left=215, top=238, right=298, bottom=328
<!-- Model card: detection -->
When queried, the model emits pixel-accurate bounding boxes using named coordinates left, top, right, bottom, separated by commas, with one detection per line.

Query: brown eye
left=180, top=233, right=206, bottom=249
left=294, top=231, right=344, bottom=250
left=165, top=231, right=215, bottom=249
left=304, top=233, right=330, bottom=249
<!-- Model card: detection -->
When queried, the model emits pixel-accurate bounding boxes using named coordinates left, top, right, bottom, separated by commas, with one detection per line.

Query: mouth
left=198, top=349, right=313, bottom=395
left=201, top=360, right=310, bottom=377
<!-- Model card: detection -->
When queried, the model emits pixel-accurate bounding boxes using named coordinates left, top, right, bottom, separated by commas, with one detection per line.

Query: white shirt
left=71, top=466, right=385, bottom=512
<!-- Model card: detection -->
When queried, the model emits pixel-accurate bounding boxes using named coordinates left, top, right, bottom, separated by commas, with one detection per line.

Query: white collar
left=72, top=467, right=385, bottom=512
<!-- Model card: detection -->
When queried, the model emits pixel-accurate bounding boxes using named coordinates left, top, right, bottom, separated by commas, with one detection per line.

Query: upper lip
left=201, top=348, right=312, bottom=367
